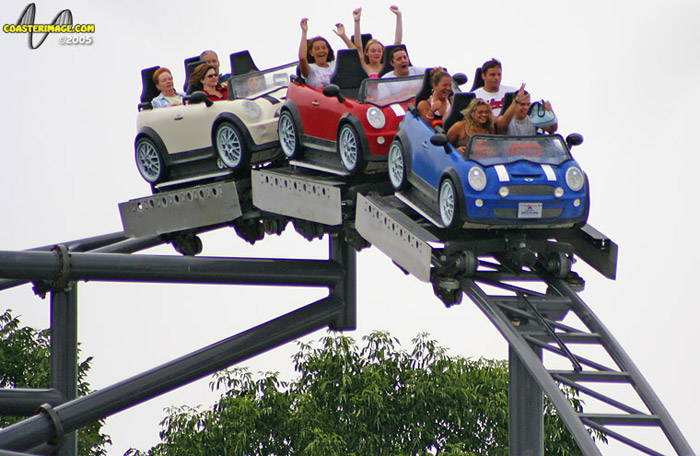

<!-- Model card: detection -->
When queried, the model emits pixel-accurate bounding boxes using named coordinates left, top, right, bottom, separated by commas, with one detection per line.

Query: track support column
left=509, top=344, right=543, bottom=456
left=50, top=283, right=78, bottom=456
left=328, top=234, right=356, bottom=331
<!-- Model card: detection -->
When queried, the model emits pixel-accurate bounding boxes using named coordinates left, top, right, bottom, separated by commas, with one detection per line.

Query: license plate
left=518, top=202, right=543, bottom=218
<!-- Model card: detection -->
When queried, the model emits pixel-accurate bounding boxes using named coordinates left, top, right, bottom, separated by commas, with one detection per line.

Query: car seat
left=183, top=56, right=202, bottom=92
left=470, top=66, right=485, bottom=92
left=185, top=59, right=207, bottom=95
left=139, top=66, right=160, bottom=110
left=500, top=91, right=516, bottom=115
left=350, top=33, right=373, bottom=53
left=442, top=92, right=477, bottom=134
left=329, top=49, right=368, bottom=99
left=230, top=50, right=259, bottom=76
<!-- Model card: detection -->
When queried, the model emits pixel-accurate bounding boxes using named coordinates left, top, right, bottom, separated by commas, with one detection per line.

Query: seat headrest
left=183, top=56, right=202, bottom=92
left=470, top=66, right=484, bottom=92
left=140, top=66, right=161, bottom=104
left=443, top=92, right=476, bottom=133
left=230, top=50, right=259, bottom=76
left=330, top=49, right=368, bottom=90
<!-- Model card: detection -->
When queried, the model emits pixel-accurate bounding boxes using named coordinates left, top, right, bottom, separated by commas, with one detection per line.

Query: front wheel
left=438, top=178, right=460, bottom=229
left=338, top=123, right=365, bottom=174
left=278, top=110, right=302, bottom=159
left=387, top=140, right=409, bottom=190
left=135, top=137, right=166, bottom=184
left=214, top=122, right=249, bottom=171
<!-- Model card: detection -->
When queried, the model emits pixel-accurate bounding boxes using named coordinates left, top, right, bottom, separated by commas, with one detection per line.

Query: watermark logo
left=3, top=3, right=95, bottom=49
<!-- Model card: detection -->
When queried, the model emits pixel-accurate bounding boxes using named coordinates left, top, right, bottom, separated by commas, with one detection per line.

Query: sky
left=1, top=0, right=699, bottom=454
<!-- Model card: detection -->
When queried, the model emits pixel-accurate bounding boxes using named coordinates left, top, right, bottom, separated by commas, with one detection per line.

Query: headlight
left=468, top=166, right=487, bottom=191
left=565, top=166, right=584, bottom=191
left=243, top=101, right=262, bottom=119
left=366, top=107, right=386, bottom=129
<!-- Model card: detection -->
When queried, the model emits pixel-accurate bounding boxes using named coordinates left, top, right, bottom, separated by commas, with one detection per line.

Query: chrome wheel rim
left=339, top=125, right=358, bottom=171
left=216, top=124, right=242, bottom=168
left=136, top=140, right=161, bottom=183
left=388, top=142, right=404, bottom=189
left=439, top=180, right=456, bottom=227
left=279, top=113, right=296, bottom=158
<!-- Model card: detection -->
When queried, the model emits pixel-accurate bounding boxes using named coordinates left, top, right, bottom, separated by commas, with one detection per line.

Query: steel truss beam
left=0, top=233, right=355, bottom=454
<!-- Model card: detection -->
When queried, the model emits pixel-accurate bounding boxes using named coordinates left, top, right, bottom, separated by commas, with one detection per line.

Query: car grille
left=504, top=185, right=556, bottom=196
left=493, top=207, right=563, bottom=220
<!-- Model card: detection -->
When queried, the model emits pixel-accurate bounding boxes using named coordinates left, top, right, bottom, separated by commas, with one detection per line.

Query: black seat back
left=443, top=92, right=476, bottom=133
left=470, top=66, right=484, bottom=92
left=378, top=44, right=410, bottom=78
left=183, top=56, right=202, bottom=92
left=500, top=91, right=516, bottom=115
left=330, top=49, right=368, bottom=98
left=140, top=66, right=160, bottom=104
left=414, top=68, right=433, bottom=106
left=230, top=50, right=259, bottom=76
left=185, top=59, right=206, bottom=95
left=350, top=33, right=373, bottom=53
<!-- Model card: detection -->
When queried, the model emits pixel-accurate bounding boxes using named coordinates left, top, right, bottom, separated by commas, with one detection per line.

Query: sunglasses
left=205, top=74, right=218, bottom=79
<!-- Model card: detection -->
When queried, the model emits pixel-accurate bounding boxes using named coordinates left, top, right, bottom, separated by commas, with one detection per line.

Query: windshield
left=358, top=75, right=424, bottom=106
left=465, top=135, right=572, bottom=166
left=228, top=62, right=298, bottom=99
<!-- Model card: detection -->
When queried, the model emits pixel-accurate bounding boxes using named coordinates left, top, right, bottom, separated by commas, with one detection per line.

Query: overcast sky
left=1, top=0, right=698, bottom=454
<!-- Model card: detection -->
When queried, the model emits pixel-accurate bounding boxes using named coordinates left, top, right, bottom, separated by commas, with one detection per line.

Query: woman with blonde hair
left=346, top=5, right=403, bottom=78
left=447, top=98, right=495, bottom=152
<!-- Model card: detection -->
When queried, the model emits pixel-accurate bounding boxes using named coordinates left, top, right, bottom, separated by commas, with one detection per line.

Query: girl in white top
left=298, top=18, right=336, bottom=88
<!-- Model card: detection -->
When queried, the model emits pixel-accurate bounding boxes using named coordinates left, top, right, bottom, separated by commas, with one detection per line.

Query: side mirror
left=566, top=133, right=584, bottom=148
left=452, top=73, right=468, bottom=86
left=185, top=91, right=213, bottom=107
left=322, top=84, right=345, bottom=103
left=430, top=133, right=451, bottom=154
left=430, top=133, right=448, bottom=147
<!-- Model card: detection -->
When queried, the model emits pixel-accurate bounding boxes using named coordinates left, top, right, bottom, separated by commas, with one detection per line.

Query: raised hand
left=334, top=23, right=346, bottom=37
left=353, top=7, right=362, bottom=21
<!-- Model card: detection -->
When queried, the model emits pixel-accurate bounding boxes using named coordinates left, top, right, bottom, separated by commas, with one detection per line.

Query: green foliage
left=127, top=331, right=594, bottom=456
left=0, top=309, right=111, bottom=456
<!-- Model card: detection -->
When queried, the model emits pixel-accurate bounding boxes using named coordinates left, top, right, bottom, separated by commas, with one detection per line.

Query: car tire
left=135, top=137, right=166, bottom=184
left=214, top=122, right=249, bottom=171
left=439, top=177, right=460, bottom=229
left=387, top=140, right=409, bottom=190
left=338, top=123, right=366, bottom=174
left=278, top=110, right=302, bottom=159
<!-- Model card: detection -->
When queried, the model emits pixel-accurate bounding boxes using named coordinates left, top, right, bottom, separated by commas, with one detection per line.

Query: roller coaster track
left=0, top=168, right=695, bottom=456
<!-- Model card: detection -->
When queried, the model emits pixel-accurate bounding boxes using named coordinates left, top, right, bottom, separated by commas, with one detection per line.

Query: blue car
left=387, top=109, right=589, bottom=229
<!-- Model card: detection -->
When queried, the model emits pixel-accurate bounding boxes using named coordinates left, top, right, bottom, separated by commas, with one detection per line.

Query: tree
left=128, top=331, right=601, bottom=456
left=0, top=309, right=111, bottom=456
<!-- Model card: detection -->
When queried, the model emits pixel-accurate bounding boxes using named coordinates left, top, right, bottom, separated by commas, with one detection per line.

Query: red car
left=277, top=49, right=423, bottom=175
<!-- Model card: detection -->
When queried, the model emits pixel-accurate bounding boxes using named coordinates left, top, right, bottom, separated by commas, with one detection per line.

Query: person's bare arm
left=352, top=8, right=364, bottom=55
left=447, top=120, right=466, bottom=151
left=298, top=18, right=311, bottom=78
left=496, top=83, right=525, bottom=133
left=334, top=23, right=356, bottom=49
left=390, top=5, right=403, bottom=44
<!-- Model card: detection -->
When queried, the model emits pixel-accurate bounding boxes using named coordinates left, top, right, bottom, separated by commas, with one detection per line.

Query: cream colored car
left=135, top=62, right=297, bottom=187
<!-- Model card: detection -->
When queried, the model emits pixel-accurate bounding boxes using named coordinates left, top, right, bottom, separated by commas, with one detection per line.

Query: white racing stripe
left=495, top=165, right=510, bottom=182
left=390, top=104, right=406, bottom=117
left=541, top=164, right=556, bottom=181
